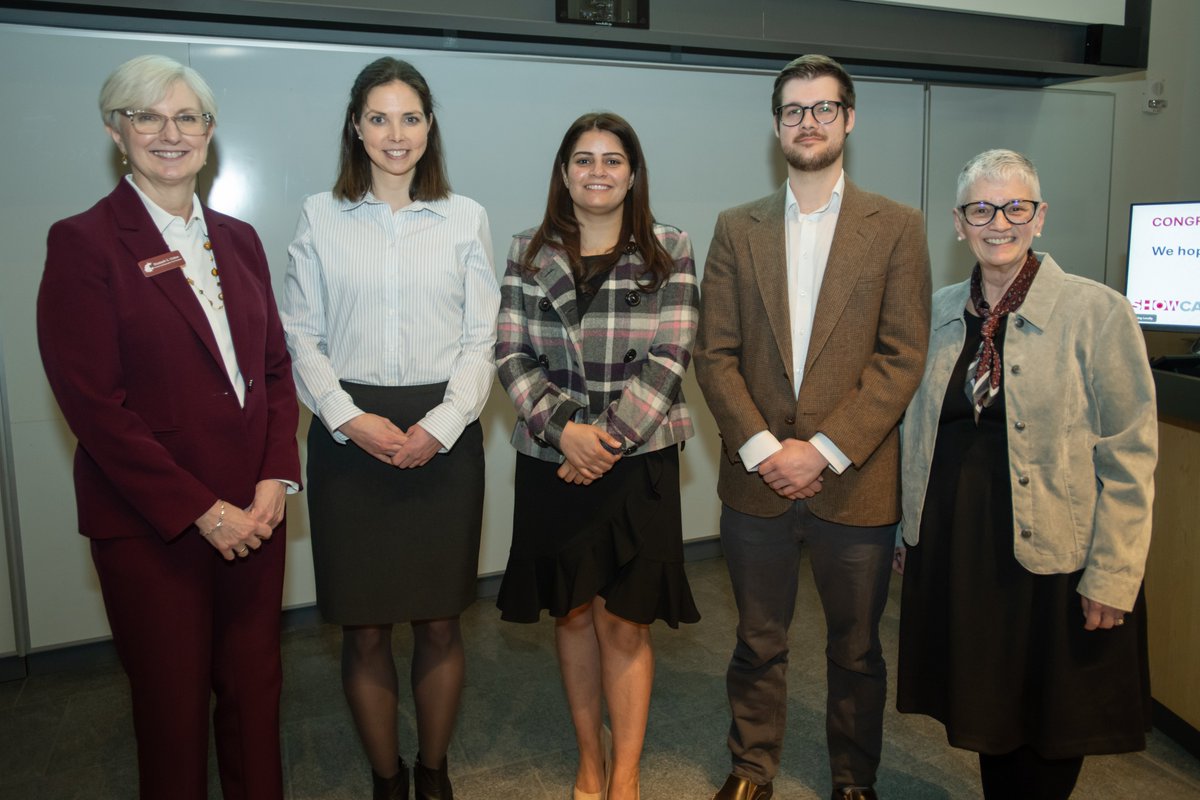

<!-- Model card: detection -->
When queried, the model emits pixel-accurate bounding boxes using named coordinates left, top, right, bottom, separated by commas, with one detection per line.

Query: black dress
left=896, top=312, right=1151, bottom=759
left=496, top=258, right=700, bottom=628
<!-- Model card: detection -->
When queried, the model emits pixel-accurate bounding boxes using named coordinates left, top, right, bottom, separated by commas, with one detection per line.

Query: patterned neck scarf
left=965, top=249, right=1041, bottom=423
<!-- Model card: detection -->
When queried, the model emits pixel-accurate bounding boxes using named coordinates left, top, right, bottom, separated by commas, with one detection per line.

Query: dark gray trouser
left=720, top=502, right=895, bottom=789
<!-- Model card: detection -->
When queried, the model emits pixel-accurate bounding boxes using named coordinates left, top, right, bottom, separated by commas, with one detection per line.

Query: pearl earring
left=956, top=235, right=965, bottom=241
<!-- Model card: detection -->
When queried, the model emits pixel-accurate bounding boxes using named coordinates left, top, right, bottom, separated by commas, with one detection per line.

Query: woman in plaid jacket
left=495, top=112, right=700, bottom=800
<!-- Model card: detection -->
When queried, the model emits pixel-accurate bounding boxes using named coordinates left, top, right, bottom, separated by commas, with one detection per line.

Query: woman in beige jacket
left=895, top=149, right=1157, bottom=800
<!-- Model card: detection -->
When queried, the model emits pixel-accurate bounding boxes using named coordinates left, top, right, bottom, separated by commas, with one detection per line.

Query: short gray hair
left=99, top=54, right=218, bottom=128
left=956, top=149, right=1041, bottom=205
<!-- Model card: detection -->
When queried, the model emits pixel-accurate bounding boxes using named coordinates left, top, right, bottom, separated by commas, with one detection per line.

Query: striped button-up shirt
left=282, top=191, right=500, bottom=449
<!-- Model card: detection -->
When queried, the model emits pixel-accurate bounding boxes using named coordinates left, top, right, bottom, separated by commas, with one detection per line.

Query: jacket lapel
left=109, top=180, right=225, bottom=369
left=530, top=244, right=584, bottom=357
left=807, top=180, right=871, bottom=366
left=205, top=212, right=256, bottom=390
left=747, top=185, right=793, bottom=379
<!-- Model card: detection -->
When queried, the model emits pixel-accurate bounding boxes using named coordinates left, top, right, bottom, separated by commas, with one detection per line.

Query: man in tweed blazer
left=695, top=56, right=931, bottom=800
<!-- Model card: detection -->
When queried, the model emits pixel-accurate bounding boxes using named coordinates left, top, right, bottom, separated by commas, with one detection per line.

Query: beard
left=782, top=131, right=845, bottom=172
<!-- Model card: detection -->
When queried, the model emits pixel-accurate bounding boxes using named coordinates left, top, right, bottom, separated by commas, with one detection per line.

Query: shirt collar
left=124, top=174, right=207, bottom=237
left=934, top=252, right=1063, bottom=332
left=340, top=190, right=449, bottom=218
left=785, top=170, right=845, bottom=218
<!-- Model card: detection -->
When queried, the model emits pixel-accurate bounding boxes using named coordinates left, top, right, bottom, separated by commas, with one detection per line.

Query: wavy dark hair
left=332, top=57, right=450, bottom=202
left=523, top=112, right=673, bottom=292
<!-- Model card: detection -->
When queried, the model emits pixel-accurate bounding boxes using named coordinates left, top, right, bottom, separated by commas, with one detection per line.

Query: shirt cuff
left=810, top=433, right=851, bottom=475
left=271, top=479, right=300, bottom=495
left=320, top=393, right=363, bottom=446
left=419, top=403, right=465, bottom=453
left=739, top=430, right=783, bottom=473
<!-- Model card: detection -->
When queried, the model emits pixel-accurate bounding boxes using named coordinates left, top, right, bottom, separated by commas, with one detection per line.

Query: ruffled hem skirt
left=496, top=446, right=699, bottom=628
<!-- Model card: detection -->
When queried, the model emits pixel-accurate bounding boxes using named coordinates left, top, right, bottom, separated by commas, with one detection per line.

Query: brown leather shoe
left=713, top=773, right=773, bottom=800
left=831, top=787, right=878, bottom=800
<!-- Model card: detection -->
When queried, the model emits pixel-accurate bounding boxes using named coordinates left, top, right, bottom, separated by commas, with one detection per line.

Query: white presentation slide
left=1125, top=201, right=1200, bottom=331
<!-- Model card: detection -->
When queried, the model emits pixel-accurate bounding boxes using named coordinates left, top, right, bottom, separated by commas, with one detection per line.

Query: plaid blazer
left=496, top=223, right=697, bottom=462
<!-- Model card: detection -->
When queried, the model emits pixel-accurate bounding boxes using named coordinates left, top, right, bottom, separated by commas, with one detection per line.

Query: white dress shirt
left=282, top=191, right=500, bottom=450
left=738, top=173, right=852, bottom=475
left=127, top=175, right=245, bottom=406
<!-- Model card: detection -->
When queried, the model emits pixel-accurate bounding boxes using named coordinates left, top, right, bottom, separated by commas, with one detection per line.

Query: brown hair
left=771, top=54, right=856, bottom=118
left=524, top=112, right=673, bottom=292
left=332, top=57, right=450, bottom=202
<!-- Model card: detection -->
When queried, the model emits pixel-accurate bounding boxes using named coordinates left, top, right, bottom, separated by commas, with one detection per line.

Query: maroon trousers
left=91, top=526, right=286, bottom=800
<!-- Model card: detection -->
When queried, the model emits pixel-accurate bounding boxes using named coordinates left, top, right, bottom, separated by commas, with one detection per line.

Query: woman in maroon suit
left=36, top=54, right=300, bottom=800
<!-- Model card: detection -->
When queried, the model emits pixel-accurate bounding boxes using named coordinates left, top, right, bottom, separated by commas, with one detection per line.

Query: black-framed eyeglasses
left=958, top=199, right=1041, bottom=226
left=773, top=100, right=848, bottom=127
left=122, top=109, right=214, bottom=136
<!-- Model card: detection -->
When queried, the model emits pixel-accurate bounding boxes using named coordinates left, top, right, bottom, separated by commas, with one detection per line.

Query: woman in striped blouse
left=281, top=57, right=499, bottom=800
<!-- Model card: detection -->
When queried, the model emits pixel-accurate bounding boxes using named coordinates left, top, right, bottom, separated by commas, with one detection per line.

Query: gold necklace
left=185, top=237, right=224, bottom=311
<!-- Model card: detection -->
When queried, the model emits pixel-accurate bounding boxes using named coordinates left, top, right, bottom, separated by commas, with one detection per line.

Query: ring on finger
left=237, top=546, right=249, bottom=556
left=1115, top=617, right=1125, bottom=626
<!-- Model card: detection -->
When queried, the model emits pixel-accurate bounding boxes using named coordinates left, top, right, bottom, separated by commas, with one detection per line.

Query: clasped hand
left=195, top=492, right=276, bottom=561
left=338, top=413, right=442, bottom=469
left=758, top=438, right=826, bottom=500
left=557, top=421, right=622, bottom=485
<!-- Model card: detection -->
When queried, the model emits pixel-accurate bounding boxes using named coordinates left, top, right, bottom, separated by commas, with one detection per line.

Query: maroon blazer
left=37, top=180, right=301, bottom=542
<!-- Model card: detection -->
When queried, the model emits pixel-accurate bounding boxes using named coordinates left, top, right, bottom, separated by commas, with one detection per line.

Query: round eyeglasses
left=774, top=101, right=847, bottom=127
left=958, top=199, right=1041, bottom=226
left=122, top=109, right=214, bottom=136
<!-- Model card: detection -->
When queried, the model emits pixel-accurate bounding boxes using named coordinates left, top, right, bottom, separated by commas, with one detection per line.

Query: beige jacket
left=899, top=254, right=1158, bottom=611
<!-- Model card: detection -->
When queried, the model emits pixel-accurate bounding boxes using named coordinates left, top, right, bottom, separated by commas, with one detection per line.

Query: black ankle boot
left=414, top=753, right=453, bottom=800
left=372, top=757, right=410, bottom=800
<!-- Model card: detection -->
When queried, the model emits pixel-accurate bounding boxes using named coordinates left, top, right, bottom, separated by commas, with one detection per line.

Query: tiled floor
left=2, top=556, right=1198, bottom=799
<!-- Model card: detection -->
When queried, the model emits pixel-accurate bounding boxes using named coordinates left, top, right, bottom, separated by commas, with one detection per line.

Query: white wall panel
left=848, top=0, right=1125, bottom=26
left=927, top=85, right=1115, bottom=290
left=12, top=418, right=110, bottom=649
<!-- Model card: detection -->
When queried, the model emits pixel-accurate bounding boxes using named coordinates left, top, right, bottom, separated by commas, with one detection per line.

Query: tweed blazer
left=496, top=223, right=697, bottom=462
left=694, top=180, right=932, bottom=525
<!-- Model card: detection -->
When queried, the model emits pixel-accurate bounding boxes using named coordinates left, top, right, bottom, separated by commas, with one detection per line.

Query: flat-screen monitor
left=1125, top=201, right=1200, bottom=333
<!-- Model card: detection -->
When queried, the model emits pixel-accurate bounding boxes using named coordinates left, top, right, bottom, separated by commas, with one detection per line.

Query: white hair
left=98, top=54, right=218, bottom=128
left=956, top=148, right=1041, bottom=205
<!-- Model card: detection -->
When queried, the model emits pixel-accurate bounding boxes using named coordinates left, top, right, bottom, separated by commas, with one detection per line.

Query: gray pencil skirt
left=305, top=381, right=484, bottom=625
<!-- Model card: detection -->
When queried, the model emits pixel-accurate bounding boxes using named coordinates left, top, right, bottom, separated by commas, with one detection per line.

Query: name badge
left=138, top=251, right=186, bottom=277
